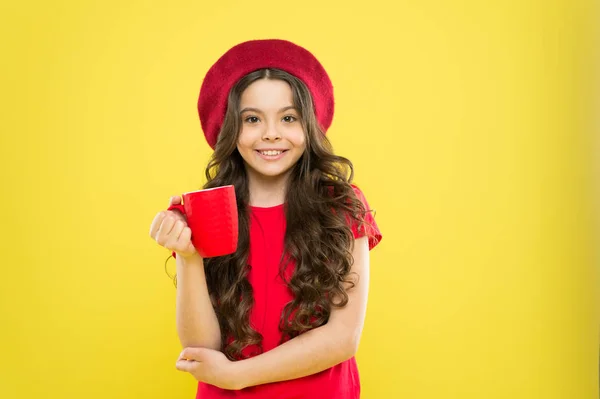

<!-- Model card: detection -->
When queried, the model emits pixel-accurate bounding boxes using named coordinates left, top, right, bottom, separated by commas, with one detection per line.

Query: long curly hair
left=168, top=68, right=369, bottom=361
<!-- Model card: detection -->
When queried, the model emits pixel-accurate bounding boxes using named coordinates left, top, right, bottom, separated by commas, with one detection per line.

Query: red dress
left=171, top=185, right=382, bottom=398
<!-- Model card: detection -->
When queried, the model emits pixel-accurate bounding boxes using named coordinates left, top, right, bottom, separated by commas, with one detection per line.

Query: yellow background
left=1, top=0, right=598, bottom=398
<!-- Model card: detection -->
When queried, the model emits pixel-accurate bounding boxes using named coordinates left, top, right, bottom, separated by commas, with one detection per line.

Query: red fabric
left=198, top=39, right=334, bottom=149
left=348, top=184, right=382, bottom=251
left=184, top=185, right=381, bottom=399
left=168, top=204, right=186, bottom=215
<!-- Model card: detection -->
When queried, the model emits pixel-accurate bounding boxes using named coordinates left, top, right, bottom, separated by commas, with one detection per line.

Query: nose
left=262, top=121, right=281, bottom=142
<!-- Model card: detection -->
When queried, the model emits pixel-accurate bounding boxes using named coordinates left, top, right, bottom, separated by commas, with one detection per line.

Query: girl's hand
left=176, top=347, right=245, bottom=390
left=149, top=196, right=199, bottom=260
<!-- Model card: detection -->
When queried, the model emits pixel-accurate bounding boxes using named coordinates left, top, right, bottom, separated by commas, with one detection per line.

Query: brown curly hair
left=168, top=68, right=369, bottom=361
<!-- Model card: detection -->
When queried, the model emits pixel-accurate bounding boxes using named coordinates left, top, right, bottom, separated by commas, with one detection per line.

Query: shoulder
left=322, top=183, right=382, bottom=250
left=349, top=183, right=367, bottom=204
left=348, top=184, right=383, bottom=251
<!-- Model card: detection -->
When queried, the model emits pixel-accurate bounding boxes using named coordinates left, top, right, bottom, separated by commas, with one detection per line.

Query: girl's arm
left=235, top=236, right=371, bottom=388
left=176, top=254, right=222, bottom=350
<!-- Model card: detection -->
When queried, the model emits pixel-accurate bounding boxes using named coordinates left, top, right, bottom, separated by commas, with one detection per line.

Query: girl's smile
left=255, top=149, right=289, bottom=161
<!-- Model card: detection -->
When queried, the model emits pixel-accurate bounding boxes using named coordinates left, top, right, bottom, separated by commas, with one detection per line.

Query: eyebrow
left=240, top=105, right=297, bottom=114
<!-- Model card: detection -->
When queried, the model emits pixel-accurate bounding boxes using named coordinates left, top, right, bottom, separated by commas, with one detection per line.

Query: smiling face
left=236, top=78, right=307, bottom=184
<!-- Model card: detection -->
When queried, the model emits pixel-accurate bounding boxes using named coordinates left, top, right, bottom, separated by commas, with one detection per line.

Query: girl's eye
left=283, top=115, right=297, bottom=123
left=244, top=116, right=259, bottom=123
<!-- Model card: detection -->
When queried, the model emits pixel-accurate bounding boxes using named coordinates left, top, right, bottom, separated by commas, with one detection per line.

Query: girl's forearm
left=235, top=323, right=357, bottom=388
left=175, top=254, right=222, bottom=350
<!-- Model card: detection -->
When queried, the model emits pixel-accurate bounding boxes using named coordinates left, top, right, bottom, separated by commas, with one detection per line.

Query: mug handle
left=166, top=203, right=187, bottom=258
left=167, top=203, right=186, bottom=215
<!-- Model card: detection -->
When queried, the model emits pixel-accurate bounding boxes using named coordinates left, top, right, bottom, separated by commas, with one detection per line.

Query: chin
left=258, top=170, right=289, bottom=178
left=250, top=165, right=293, bottom=179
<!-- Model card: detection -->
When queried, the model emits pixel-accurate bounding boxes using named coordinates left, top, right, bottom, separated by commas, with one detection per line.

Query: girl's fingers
left=169, top=195, right=182, bottom=205
left=168, top=209, right=187, bottom=223
left=164, top=221, right=185, bottom=250
left=149, top=211, right=167, bottom=239
left=151, top=205, right=193, bottom=253
left=176, top=227, right=193, bottom=251
left=178, top=227, right=192, bottom=244
left=175, top=359, right=195, bottom=372
left=155, top=216, right=176, bottom=246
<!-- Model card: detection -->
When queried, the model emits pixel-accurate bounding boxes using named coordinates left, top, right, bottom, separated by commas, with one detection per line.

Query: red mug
left=168, top=185, right=238, bottom=258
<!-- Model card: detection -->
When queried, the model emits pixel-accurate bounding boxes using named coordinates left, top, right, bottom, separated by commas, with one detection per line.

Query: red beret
left=197, top=39, right=335, bottom=149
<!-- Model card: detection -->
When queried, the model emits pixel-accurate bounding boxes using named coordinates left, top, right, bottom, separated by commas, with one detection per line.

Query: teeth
left=259, top=150, right=283, bottom=156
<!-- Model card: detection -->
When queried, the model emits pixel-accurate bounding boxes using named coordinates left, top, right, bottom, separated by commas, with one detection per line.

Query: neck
left=246, top=168, right=291, bottom=207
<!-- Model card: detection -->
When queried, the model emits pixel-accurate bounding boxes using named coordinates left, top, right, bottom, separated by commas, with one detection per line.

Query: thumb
left=169, top=195, right=182, bottom=206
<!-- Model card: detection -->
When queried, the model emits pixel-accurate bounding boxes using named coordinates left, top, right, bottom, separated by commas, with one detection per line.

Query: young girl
left=149, top=39, right=382, bottom=399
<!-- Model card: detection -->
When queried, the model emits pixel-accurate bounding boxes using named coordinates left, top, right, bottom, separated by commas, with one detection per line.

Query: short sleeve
left=349, top=184, right=382, bottom=251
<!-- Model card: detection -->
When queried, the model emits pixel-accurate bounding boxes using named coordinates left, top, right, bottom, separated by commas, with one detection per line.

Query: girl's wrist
left=177, top=252, right=204, bottom=266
